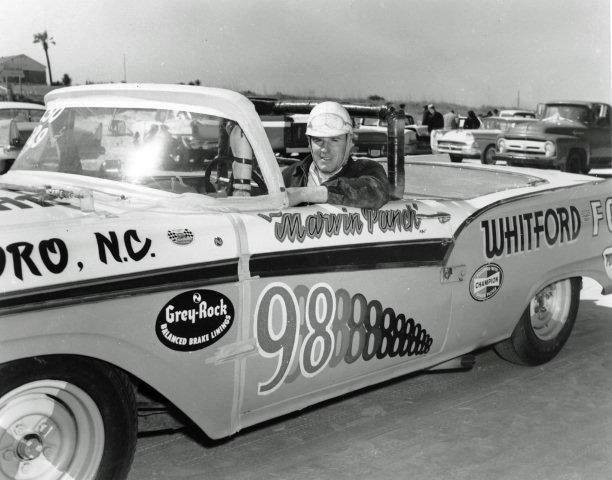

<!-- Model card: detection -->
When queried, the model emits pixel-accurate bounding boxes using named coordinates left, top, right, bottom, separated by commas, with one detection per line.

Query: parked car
left=498, top=109, right=536, bottom=118
left=261, top=113, right=310, bottom=159
left=496, top=101, right=612, bottom=173
left=0, top=101, right=45, bottom=174
left=354, top=117, right=423, bottom=156
left=435, top=116, right=537, bottom=164
left=430, top=114, right=485, bottom=152
left=1, top=84, right=610, bottom=480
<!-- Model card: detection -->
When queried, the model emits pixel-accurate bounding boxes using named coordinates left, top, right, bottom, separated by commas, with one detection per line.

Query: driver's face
left=310, top=134, right=348, bottom=173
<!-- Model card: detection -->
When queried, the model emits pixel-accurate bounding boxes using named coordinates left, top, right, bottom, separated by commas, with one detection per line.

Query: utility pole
left=123, top=54, right=127, bottom=83
left=517, top=90, right=520, bottom=108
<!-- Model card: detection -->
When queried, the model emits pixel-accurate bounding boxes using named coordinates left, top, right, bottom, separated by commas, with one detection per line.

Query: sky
left=1, top=0, right=610, bottom=109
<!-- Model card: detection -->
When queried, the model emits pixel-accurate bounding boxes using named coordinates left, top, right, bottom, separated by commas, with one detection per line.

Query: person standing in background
left=464, top=110, right=481, bottom=129
left=443, top=109, right=459, bottom=129
left=426, top=104, right=444, bottom=132
left=421, top=105, right=431, bottom=128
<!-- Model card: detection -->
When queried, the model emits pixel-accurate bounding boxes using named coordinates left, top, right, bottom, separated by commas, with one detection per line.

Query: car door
left=238, top=200, right=454, bottom=426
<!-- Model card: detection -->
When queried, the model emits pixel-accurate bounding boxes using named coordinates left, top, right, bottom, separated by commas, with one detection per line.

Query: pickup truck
left=496, top=101, right=612, bottom=173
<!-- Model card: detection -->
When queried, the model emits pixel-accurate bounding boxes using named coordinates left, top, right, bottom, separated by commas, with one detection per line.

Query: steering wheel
left=201, top=156, right=268, bottom=196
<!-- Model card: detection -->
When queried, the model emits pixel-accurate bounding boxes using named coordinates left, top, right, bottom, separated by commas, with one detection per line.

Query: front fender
left=0, top=289, right=241, bottom=439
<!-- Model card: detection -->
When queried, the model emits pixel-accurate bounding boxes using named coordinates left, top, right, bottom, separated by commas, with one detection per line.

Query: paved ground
left=128, top=279, right=612, bottom=480
left=409, top=153, right=612, bottom=178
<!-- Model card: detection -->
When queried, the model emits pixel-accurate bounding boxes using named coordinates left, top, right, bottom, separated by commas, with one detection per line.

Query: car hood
left=0, top=170, right=286, bottom=230
left=505, top=119, right=587, bottom=137
left=406, top=125, right=429, bottom=137
left=438, top=129, right=481, bottom=142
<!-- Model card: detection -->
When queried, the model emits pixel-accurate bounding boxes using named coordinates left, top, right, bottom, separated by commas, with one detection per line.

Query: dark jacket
left=463, top=115, right=481, bottom=129
left=428, top=111, right=444, bottom=131
left=282, top=155, right=390, bottom=209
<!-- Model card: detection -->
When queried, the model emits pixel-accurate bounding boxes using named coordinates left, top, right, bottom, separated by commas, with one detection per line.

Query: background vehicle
left=261, top=113, right=310, bottom=159
left=354, top=116, right=428, bottom=156
left=499, top=109, right=536, bottom=118
left=0, top=101, right=45, bottom=174
left=435, top=116, right=536, bottom=164
left=0, top=84, right=610, bottom=480
left=430, top=114, right=483, bottom=153
left=496, top=101, right=612, bottom=173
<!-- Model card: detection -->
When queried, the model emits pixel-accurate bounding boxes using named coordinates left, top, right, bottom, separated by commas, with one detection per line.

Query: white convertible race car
left=0, top=84, right=611, bottom=480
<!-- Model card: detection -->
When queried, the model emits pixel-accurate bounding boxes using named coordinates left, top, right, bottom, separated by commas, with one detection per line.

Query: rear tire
left=481, top=145, right=497, bottom=165
left=494, top=278, right=580, bottom=366
left=449, top=154, right=462, bottom=163
left=0, top=356, right=137, bottom=480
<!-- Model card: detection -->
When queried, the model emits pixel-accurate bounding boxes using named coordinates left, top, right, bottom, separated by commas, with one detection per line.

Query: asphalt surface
left=409, top=153, right=612, bottom=178
left=127, top=155, right=612, bottom=479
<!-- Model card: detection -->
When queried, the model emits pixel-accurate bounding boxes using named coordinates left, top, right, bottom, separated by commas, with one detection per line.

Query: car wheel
left=494, top=278, right=580, bottom=366
left=481, top=145, right=496, bottom=165
left=0, top=356, right=137, bottom=480
left=449, top=154, right=462, bottom=163
left=562, top=151, right=583, bottom=174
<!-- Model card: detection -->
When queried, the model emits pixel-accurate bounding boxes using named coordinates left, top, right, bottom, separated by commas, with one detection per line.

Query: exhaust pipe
left=386, top=108, right=406, bottom=200
left=429, top=354, right=476, bottom=371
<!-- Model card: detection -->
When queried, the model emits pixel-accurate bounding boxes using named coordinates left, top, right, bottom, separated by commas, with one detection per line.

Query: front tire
left=494, top=278, right=580, bottom=366
left=563, top=150, right=583, bottom=174
left=449, top=154, right=462, bottom=163
left=481, top=145, right=496, bottom=165
left=0, top=356, right=137, bottom=480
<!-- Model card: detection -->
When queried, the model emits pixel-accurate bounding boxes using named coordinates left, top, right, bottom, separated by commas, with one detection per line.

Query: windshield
left=542, top=104, right=591, bottom=123
left=481, top=118, right=502, bottom=130
left=481, top=117, right=534, bottom=131
left=12, top=106, right=266, bottom=197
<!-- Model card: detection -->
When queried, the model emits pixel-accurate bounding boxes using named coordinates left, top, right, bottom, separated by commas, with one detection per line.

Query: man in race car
left=283, top=101, right=390, bottom=209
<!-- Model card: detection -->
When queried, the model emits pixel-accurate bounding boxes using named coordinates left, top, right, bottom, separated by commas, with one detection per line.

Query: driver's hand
left=286, top=186, right=328, bottom=206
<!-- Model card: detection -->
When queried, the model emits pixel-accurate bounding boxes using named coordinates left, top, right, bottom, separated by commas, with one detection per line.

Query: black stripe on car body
left=250, top=239, right=452, bottom=278
left=0, top=259, right=239, bottom=315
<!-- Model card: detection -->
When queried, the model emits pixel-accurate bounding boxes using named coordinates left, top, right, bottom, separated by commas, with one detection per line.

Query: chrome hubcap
left=15, top=434, right=44, bottom=461
left=530, top=279, right=572, bottom=341
left=0, top=380, right=105, bottom=480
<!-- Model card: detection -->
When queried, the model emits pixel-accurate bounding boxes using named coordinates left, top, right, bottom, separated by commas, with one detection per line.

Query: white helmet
left=306, top=101, right=353, bottom=137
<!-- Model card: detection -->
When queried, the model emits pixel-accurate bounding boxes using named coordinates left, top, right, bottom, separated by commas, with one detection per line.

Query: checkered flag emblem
left=167, top=228, right=194, bottom=245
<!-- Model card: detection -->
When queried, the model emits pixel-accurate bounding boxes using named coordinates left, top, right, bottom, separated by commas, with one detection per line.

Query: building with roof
left=0, top=54, right=47, bottom=85
left=0, top=54, right=54, bottom=102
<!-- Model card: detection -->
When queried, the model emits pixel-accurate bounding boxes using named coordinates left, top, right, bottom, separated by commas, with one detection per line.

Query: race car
left=0, top=84, right=611, bottom=480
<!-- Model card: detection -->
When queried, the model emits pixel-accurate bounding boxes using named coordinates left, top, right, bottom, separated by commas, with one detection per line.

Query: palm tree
left=33, top=31, right=55, bottom=85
